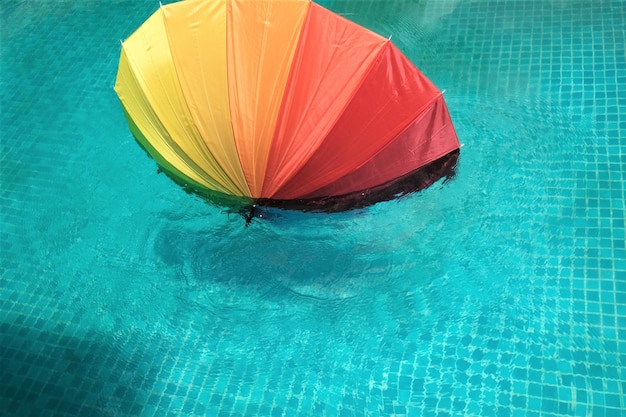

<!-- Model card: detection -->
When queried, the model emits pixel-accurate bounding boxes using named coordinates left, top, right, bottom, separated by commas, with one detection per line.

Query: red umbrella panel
left=114, top=0, right=460, bottom=212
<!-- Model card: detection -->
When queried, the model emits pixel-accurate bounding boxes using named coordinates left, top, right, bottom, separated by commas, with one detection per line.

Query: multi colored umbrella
left=114, top=0, right=460, bottom=212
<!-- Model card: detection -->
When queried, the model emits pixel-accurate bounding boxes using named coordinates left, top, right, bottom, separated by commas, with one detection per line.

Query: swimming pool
left=1, top=0, right=624, bottom=416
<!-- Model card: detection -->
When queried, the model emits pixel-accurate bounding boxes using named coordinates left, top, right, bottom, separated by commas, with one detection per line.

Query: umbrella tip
left=388, top=34, right=393, bottom=41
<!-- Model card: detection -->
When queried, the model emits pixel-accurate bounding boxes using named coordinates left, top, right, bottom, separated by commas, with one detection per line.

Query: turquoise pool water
left=1, top=0, right=624, bottom=416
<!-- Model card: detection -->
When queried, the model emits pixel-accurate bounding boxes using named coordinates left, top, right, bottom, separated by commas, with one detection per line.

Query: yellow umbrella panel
left=115, top=2, right=249, bottom=197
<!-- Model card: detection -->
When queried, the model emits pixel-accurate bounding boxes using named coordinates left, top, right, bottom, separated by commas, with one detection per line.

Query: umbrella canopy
left=114, top=0, right=460, bottom=211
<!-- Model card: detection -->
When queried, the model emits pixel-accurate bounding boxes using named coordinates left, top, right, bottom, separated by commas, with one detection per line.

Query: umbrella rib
left=250, top=2, right=272, bottom=191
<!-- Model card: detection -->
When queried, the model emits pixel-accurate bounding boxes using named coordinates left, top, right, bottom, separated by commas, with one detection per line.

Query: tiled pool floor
left=1, top=0, right=625, bottom=416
